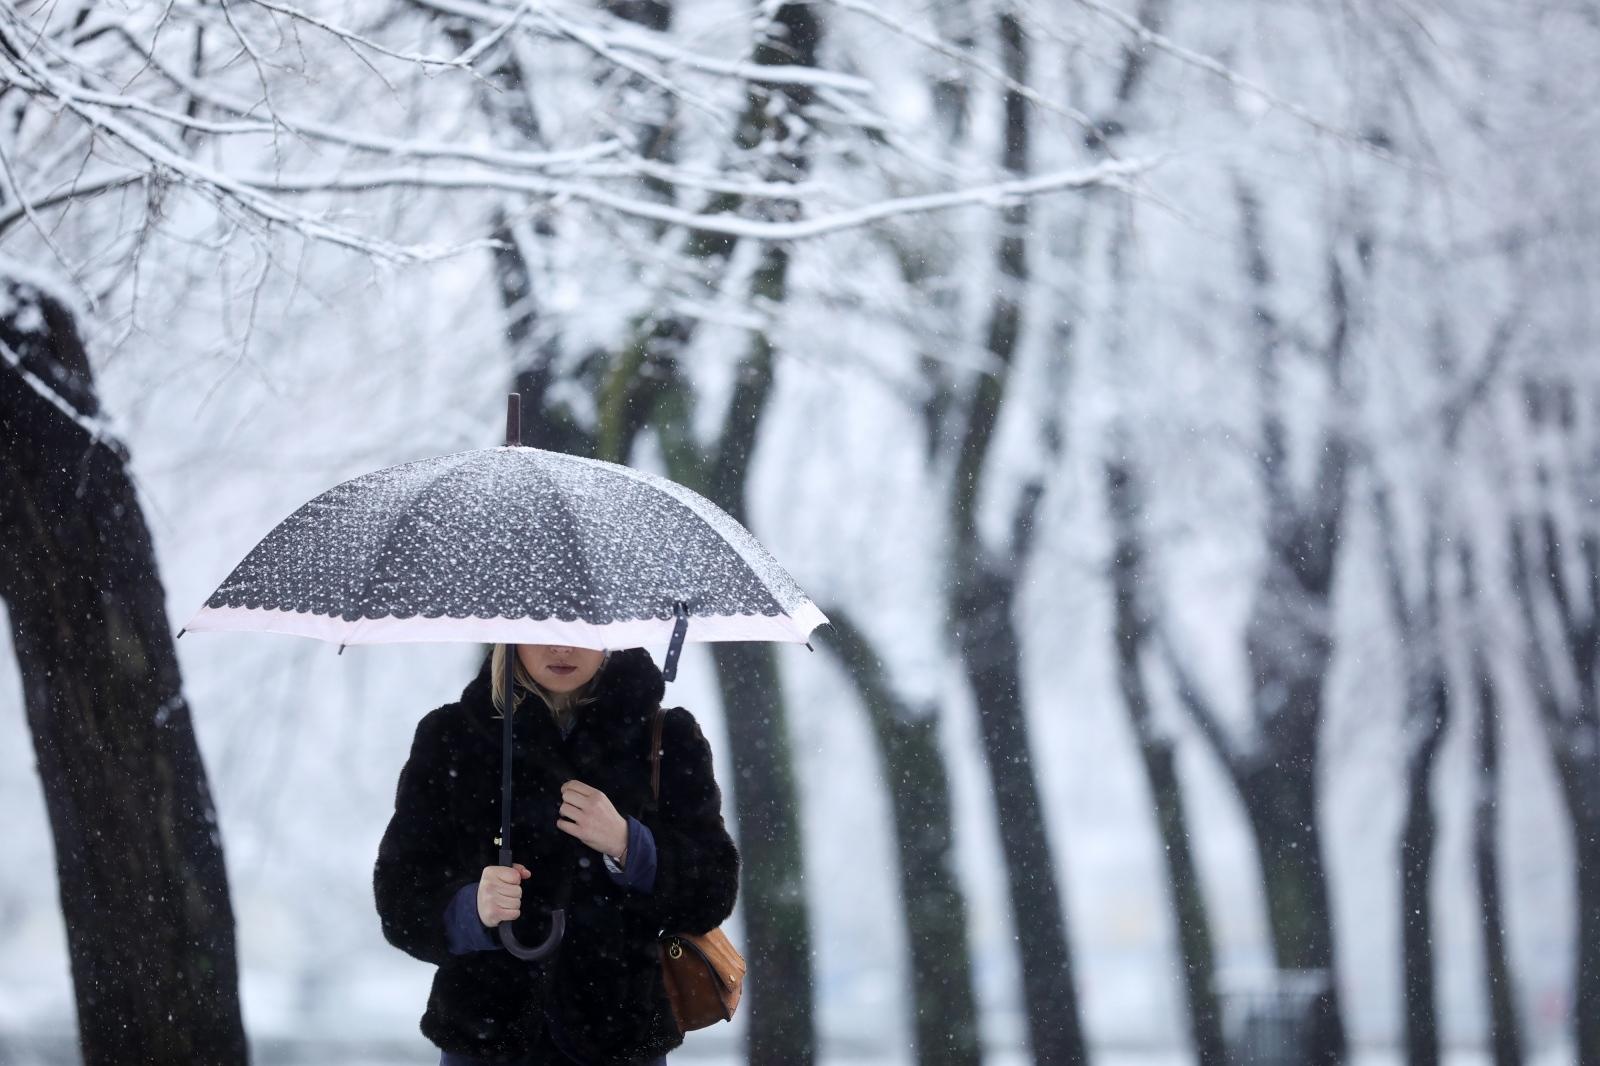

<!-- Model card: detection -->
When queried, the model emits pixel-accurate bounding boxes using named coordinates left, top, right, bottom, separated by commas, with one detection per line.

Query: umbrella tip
left=338, top=643, right=347, bottom=656
left=506, top=393, right=522, bottom=447
left=175, top=627, right=186, bottom=639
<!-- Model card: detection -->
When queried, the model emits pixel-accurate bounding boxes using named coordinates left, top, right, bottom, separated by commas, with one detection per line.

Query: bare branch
left=192, top=154, right=1156, bottom=243
left=1508, top=517, right=1572, bottom=739
left=822, top=0, right=1101, bottom=142
left=413, top=0, right=875, bottom=94
left=1069, top=0, right=1437, bottom=176
left=525, top=3, right=728, bottom=125
left=0, top=129, right=93, bottom=305
left=239, top=0, right=525, bottom=72
left=1369, top=472, right=1415, bottom=640
left=1155, top=623, right=1242, bottom=779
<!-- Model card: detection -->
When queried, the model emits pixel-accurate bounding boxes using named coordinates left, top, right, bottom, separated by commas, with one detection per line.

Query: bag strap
left=649, top=707, right=666, bottom=806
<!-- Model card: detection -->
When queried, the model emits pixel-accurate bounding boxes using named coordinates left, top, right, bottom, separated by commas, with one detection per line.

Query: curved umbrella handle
left=498, top=907, right=565, bottom=961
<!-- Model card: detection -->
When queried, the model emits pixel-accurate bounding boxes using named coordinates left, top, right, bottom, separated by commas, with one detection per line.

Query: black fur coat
left=373, top=648, right=740, bottom=1063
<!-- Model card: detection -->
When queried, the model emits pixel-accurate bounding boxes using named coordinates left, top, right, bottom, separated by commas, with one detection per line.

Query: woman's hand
left=557, top=780, right=629, bottom=861
left=477, top=863, right=530, bottom=927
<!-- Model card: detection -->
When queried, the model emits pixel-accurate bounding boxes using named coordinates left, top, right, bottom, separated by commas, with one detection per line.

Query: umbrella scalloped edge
left=182, top=601, right=829, bottom=651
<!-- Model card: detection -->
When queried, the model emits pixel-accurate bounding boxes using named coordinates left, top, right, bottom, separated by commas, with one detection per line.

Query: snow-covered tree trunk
left=1083, top=7, right=1225, bottom=1057
left=1459, top=542, right=1524, bottom=1066
left=658, top=5, right=826, bottom=1059
left=1371, top=479, right=1448, bottom=1066
left=944, top=11, right=1089, bottom=1063
left=1105, top=457, right=1226, bottom=1066
left=0, top=272, right=247, bottom=1065
left=1166, top=180, right=1362, bottom=1066
left=1506, top=379, right=1600, bottom=1063
left=657, top=346, right=818, bottom=1062
left=821, top=611, right=981, bottom=1066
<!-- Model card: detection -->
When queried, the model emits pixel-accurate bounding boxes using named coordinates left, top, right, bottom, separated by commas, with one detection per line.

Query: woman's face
left=516, top=643, right=606, bottom=693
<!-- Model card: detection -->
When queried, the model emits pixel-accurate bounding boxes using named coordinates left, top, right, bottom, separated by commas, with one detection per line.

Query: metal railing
left=1217, top=968, right=1329, bottom=1066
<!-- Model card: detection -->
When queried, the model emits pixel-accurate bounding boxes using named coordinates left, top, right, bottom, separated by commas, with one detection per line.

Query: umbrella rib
left=526, top=455, right=600, bottom=630
left=348, top=452, right=482, bottom=623
left=540, top=451, right=804, bottom=616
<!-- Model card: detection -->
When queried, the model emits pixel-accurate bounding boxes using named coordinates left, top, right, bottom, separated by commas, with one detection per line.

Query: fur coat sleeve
left=373, top=710, right=474, bottom=966
left=638, top=706, right=741, bottom=935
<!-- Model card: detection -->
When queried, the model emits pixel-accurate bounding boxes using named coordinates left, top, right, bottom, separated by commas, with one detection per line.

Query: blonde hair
left=490, top=644, right=607, bottom=730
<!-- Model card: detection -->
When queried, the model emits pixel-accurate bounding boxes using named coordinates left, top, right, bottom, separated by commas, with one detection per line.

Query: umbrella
left=181, top=394, right=827, bottom=960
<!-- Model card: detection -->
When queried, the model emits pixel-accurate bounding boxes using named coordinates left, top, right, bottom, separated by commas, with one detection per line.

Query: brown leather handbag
left=650, top=709, right=746, bottom=1031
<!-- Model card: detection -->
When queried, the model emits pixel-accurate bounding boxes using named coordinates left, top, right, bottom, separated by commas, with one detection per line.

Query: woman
left=374, top=642, right=740, bottom=1065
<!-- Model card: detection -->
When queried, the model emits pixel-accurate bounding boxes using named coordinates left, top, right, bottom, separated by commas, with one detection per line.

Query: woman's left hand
left=557, top=780, right=629, bottom=861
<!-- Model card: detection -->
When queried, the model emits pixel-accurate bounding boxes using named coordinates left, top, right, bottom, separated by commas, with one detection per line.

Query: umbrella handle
left=497, top=905, right=565, bottom=961
left=496, top=842, right=564, bottom=960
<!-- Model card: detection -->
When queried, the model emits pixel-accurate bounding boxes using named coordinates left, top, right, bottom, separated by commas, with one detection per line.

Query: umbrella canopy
left=184, top=444, right=826, bottom=652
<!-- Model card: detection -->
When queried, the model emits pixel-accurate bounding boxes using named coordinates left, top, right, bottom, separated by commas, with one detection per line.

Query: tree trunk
left=1232, top=763, right=1342, bottom=1064
left=1575, top=826, right=1600, bottom=1065
left=0, top=276, right=247, bottom=1065
left=1223, top=555, right=1348, bottom=1066
left=1398, top=673, right=1447, bottom=1066
left=658, top=252, right=818, bottom=1061
left=1545, top=743, right=1600, bottom=1066
left=822, top=611, right=981, bottom=1066
left=1461, top=541, right=1523, bottom=1066
left=1105, top=459, right=1225, bottom=1066
left=707, top=639, right=815, bottom=1065
left=952, top=562, right=1089, bottom=1065
left=1507, top=438, right=1600, bottom=1063
left=1371, top=482, right=1449, bottom=1066
left=705, top=104, right=820, bottom=1056
left=1214, top=182, right=1356, bottom=1066
left=942, top=12, right=1090, bottom=1063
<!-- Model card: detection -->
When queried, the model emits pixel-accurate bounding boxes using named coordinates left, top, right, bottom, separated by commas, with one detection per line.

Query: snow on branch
left=820, top=0, right=1100, bottom=138
left=0, top=337, right=121, bottom=448
left=227, top=155, right=1156, bottom=241
left=235, top=0, right=531, bottom=72
left=412, top=0, right=876, bottom=94
left=0, top=0, right=1164, bottom=274
left=73, top=30, right=630, bottom=173
left=1069, top=0, right=1431, bottom=173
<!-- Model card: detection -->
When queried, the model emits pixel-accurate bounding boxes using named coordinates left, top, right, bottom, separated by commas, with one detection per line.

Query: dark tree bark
left=1105, top=459, right=1225, bottom=1066
left=1459, top=543, right=1524, bottom=1066
left=820, top=611, right=981, bottom=1066
left=1373, top=314, right=1517, bottom=1066
left=655, top=327, right=815, bottom=1064
left=1371, top=481, right=1448, bottom=1066
left=943, top=12, right=1090, bottom=1064
left=1081, top=13, right=1227, bottom=1063
left=1397, top=671, right=1448, bottom=1066
left=650, top=8, right=827, bottom=1060
left=1085, top=17, right=1225, bottom=1042
left=1165, top=182, right=1363, bottom=1066
left=858, top=9, right=1011, bottom=1059
left=1505, top=377, right=1600, bottom=1063
left=0, top=274, right=247, bottom=1065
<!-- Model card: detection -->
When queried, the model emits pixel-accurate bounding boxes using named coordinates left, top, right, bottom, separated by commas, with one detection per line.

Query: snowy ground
left=0, top=1032, right=1579, bottom=1066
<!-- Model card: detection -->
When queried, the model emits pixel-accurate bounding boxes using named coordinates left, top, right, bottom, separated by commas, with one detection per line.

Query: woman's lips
left=548, top=664, right=576, bottom=675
